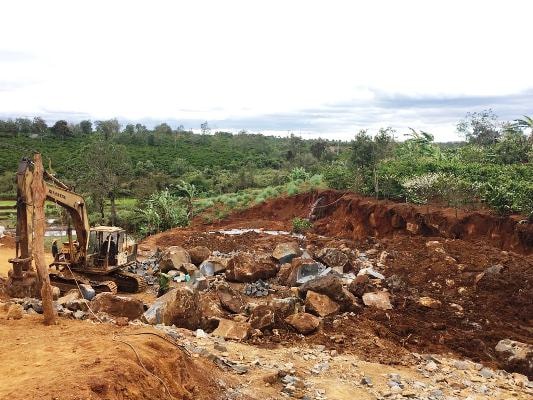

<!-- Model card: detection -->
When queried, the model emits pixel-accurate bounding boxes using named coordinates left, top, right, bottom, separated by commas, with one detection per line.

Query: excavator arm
left=15, top=158, right=90, bottom=261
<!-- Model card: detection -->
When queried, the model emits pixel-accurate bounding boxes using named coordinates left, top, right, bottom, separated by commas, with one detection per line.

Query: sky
left=0, top=0, right=532, bottom=141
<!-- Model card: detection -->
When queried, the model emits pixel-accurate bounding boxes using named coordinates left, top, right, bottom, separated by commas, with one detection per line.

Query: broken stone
left=316, top=247, right=349, bottom=273
left=212, top=318, right=251, bottom=340
left=287, top=257, right=327, bottom=286
left=6, top=303, right=23, bottom=320
left=301, top=275, right=359, bottom=312
left=305, top=290, right=340, bottom=317
left=199, top=257, right=228, bottom=276
left=348, top=275, right=375, bottom=298
left=195, top=328, right=208, bottom=338
left=143, top=286, right=200, bottom=329
left=57, top=289, right=81, bottom=306
left=159, top=246, right=191, bottom=273
left=193, top=276, right=208, bottom=291
left=79, top=284, right=95, bottom=300
left=244, top=279, right=270, bottom=297
left=179, top=263, right=199, bottom=276
left=277, top=263, right=292, bottom=285
left=357, top=267, right=385, bottom=280
left=188, top=246, right=211, bottom=265
left=90, top=292, right=144, bottom=320
left=216, top=283, right=245, bottom=314
left=64, top=299, right=89, bottom=312
left=299, top=274, right=343, bottom=299
left=269, top=297, right=302, bottom=323
left=362, top=291, right=393, bottom=310
left=225, top=253, right=277, bottom=283
left=418, top=296, right=442, bottom=309
left=495, top=339, right=532, bottom=378
left=285, top=312, right=321, bottom=335
left=272, top=242, right=302, bottom=264
left=249, top=304, right=275, bottom=330
left=51, top=286, right=60, bottom=300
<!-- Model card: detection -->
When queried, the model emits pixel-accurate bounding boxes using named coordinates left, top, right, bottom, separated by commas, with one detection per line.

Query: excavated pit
left=144, top=190, right=533, bottom=373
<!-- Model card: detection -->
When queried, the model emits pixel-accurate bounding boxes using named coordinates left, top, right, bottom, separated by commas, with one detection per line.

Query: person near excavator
left=51, top=239, right=59, bottom=260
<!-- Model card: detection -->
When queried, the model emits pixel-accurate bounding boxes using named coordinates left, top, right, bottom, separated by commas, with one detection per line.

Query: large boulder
left=269, top=297, right=302, bottom=324
left=143, top=286, right=200, bottom=329
left=249, top=304, right=275, bottom=330
left=91, top=293, right=144, bottom=320
left=316, top=248, right=349, bottom=273
left=225, top=253, right=277, bottom=283
left=299, top=274, right=343, bottom=300
left=212, top=318, right=251, bottom=341
left=285, top=313, right=321, bottom=335
left=272, top=242, right=302, bottom=264
left=305, top=290, right=340, bottom=317
left=159, top=246, right=191, bottom=273
left=299, top=275, right=359, bottom=311
left=362, top=291, right=393, bottom=310
left=495, top=339, right=533, bottom=378
left=216, top=283, right=245, bottom=313
left=188, top=246, right=211, bottom=266
left=286, top=258, right=325, bottom=286
left=199, top=257, right=229, bottom=276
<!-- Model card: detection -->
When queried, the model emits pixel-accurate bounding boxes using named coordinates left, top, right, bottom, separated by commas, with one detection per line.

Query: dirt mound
left=0, top=233, right=15, bottom=248
left=0, top=315, right=237, bottom=400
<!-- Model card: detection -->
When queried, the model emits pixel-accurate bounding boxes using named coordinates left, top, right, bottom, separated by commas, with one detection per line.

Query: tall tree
left=32, top=117, right=48, bottom=135
left=95, top=119, right=121, bottom=140
left=79, top=120, right=93, bottom=135
left=457, top=109, right=501, bottom=145
left=310, top=139, right=327, bottom=160
left=80, top=139, right=132, bottom=225
left=51, top=120, right=73, bottom=138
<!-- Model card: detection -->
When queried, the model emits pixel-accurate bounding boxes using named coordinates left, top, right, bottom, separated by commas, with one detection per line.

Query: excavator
left=7, top=157, right=146, bottom=296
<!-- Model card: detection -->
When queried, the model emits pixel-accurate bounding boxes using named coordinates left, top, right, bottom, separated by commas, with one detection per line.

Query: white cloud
left=0, top=0, right=531, bottom=140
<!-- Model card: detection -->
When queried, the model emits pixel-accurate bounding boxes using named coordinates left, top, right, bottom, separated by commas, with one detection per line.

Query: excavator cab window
left=88, top=230, right=99, bottom=255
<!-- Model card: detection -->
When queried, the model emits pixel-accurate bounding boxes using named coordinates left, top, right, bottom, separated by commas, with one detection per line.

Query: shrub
left=322, top=163, right=354, bottom=190
left=289, top=167, right=310, bottom=182
left=402, top=173, right=441, bottom=205
left=292, top=217, right=312, bottom=233
left=136, top=189, right=189, bottom=236
left=286, top=181, right=300, bottom=196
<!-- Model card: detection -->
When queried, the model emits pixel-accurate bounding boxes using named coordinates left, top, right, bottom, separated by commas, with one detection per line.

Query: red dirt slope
left=202, top=190, right=532, bottom=254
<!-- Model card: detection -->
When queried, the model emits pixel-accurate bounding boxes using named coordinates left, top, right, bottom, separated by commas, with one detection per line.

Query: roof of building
left=90, top=226, right=124, bottom=233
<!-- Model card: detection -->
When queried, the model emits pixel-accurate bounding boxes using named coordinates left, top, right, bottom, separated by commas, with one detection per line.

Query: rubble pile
left=3, top=222, right=532, bottom=391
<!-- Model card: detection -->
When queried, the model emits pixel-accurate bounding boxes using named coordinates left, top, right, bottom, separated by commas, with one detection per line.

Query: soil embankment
left=200, top=190, right=532, bottom=255
left=0, top=314, right=232, bottom=400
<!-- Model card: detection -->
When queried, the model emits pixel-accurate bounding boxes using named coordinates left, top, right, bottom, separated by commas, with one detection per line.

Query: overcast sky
left=1, top=0, right=532, bottom=141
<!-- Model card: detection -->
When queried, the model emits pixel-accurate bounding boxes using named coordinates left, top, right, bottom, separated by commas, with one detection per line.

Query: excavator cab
left=86, top=226, right=131, bottom=271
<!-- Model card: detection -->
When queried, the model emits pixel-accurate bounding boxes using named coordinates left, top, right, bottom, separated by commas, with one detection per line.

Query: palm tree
left=515, top=115, right=533, bottom=142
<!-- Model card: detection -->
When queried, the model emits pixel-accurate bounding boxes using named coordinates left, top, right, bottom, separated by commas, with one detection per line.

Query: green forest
left=0, top=110, right=532, bottom=236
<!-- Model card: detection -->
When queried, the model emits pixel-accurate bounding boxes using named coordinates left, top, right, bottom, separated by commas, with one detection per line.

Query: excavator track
left=110, top=270, right=147, bottom=293
left=49, top=271, right=118, bottom=294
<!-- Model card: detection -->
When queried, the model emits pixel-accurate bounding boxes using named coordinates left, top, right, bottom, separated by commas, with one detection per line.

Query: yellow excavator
left=7, top=157, right=146, bottom=296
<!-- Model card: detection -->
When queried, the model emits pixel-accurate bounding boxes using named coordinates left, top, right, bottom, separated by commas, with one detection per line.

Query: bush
left=402, top=173, right=441, bottom=205
left=292, top=217, right=312, bottom=233
left=288, top=167, right=310, bottom=182
left=321, top=163, right=354, bottom=190
left=136, top=189, right=189, bottom=236
left=286, top=181, right=300, bottom=196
